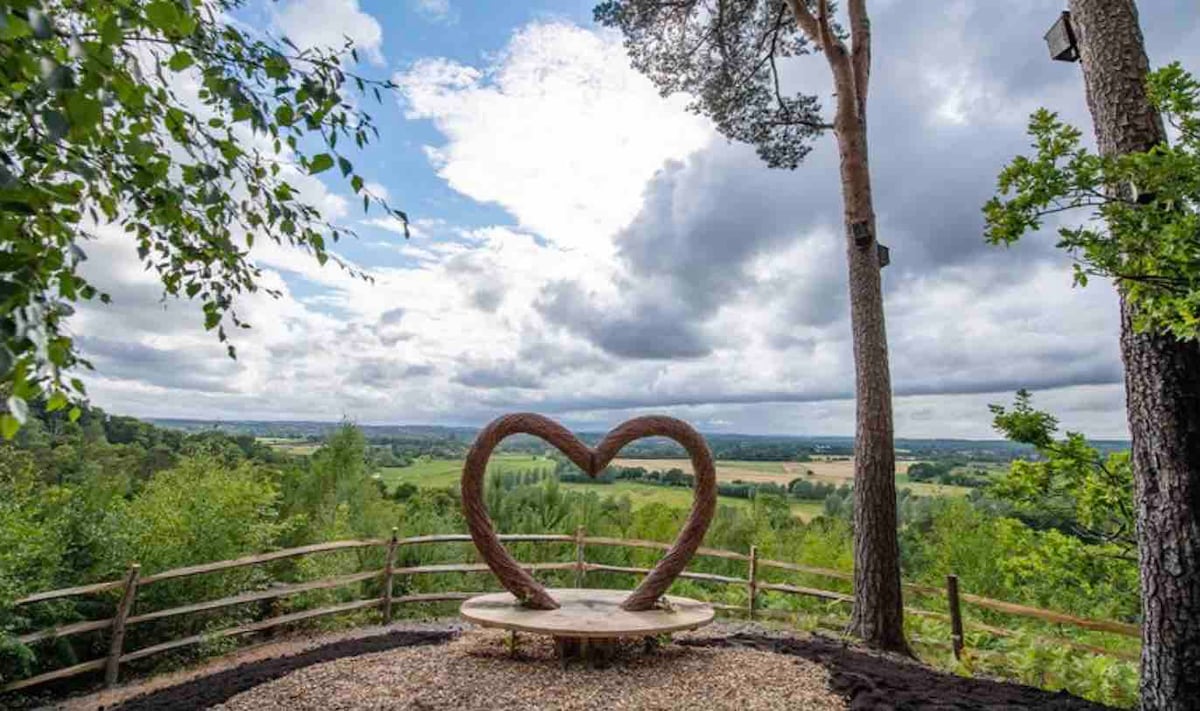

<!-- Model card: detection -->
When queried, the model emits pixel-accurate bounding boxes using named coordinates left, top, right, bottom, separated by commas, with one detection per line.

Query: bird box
left=1044, top=11, right=1079, bottom=63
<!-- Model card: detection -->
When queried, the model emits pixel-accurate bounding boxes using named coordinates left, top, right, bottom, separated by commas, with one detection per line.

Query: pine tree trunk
left=834, top=90, right=907, bottom=654
left=1069, top=1, right=1200, bottom=707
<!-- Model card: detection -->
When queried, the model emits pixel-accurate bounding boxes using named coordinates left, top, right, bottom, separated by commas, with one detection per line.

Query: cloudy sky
left=70, top=0, right=1200, bottom=438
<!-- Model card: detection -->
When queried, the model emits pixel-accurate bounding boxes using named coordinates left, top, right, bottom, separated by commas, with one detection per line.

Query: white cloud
left=273, top=0, right=385, bottom=65
left=413, top=0, right=455, bottom=23
left=398, top=23, right=711, bottom=255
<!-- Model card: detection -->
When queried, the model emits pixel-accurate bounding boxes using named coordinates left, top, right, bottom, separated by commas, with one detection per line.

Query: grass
left=267, top=434, right=980, bottom=502
left=611, top=458, right=799, bottom=483
left=714, top=460, right=792, bottom=474
left=893, top=473, right=973, bottom=498
left=377, top=454, right=554, bottom=491
left=259, top=437, right=322, bottom=456
left=560, top=480, right=824, bottom=521
left=375, top=455, right=973, bottom=518
left=378, top=455, right=829, bottom=521
left=313, top=443, right=977, bottom=502
left=611, top=457, right=972, bottom=496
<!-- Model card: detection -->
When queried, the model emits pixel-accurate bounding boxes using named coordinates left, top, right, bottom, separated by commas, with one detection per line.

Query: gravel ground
left=213, top=628, right=847, bottom=711
left=32, top=620, right=1115, bottom=710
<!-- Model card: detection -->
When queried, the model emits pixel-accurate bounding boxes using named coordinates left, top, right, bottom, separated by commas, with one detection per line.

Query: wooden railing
left=2, top=530, right=1140, bottom=694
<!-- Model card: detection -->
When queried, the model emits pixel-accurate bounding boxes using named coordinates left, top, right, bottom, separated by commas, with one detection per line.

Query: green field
left=560, top=480, right=825, bottom=522
left=893, top=473, right=973, bottom=497
left=355, top=450, right=975, bottom=504
left=378, top=456, right=828, bottom=521
left=713, top=460, right=791, bottom=474
left=377, top=454, right=554, bottom=490
left=259, top=437, right=322, bottom=456
left=613, top=457, right=974, bottom=497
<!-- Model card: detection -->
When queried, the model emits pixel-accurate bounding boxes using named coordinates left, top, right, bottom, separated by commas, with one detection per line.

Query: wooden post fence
left=105, top=563, right=140, bottom=687
left=3, top=534, right=1144, bottom=696
left=947, top=574, right=964, bottom=660
left=574, top=525, right=586, bottom=588
left=747, top=545, right=759, bottom=620
left=383, top=527, right=399, bottom=624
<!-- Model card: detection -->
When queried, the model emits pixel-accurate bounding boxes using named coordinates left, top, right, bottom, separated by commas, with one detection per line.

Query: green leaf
left=145, top=1, right=181, bottom=32
left=0, top=414, right=18, bottom=440
left=274, top=104, right=294, bottom=127
left=178, top=11, right=198, bottom=37
left=338, top=157, right=353, bottom=177
left=68, top=406, right=82, bottom=423
left=46, top=391, right=69, bottom=412
left=100, top=15, right=122, bottom=45
left=168, top=51, right=194, bottom=71
left=309, top=153, right=334, bottom=174
left=65, top=94, right=103, bottom=134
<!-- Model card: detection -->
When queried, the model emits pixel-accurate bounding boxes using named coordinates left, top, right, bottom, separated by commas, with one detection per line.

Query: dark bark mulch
left=679, top=633, right=1115, bottom=710
left=105, top=630, right=455, bottom=711
left=65, top=626, right=1115, bottom=710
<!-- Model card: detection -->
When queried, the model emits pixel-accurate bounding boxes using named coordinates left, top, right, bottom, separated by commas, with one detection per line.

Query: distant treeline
left=148, top=419, right=1126, bottom=465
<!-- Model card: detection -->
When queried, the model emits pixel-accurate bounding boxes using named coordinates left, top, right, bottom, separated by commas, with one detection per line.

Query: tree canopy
left=0, top=0, right=407, bottom=437
left=594, top=0, right=834, bottom=169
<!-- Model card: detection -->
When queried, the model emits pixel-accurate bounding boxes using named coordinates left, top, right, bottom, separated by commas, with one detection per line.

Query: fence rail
left=3, top=531, right=1140, bottom=694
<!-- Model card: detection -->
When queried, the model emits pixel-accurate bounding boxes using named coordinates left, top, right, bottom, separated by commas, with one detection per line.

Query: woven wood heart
left=461, top=413, right=717, bottom=612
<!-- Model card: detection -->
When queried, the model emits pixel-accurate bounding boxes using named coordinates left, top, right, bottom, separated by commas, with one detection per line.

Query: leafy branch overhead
left=0, top=0, right=409, bottom=437
left=984, top=63, right=1200, bottom=340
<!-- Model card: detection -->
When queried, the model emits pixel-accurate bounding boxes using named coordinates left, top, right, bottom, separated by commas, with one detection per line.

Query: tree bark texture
left=796, top=0, right=906, bottom=652
left=781, top=0, right=904, bottom=651
left=837, top=97, right=906, bottom=654
left=1069, top=1, right=1200, bottom=707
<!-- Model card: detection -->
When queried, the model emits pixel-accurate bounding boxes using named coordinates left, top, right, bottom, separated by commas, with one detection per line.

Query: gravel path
left=214, top=629, right=847, bottom=711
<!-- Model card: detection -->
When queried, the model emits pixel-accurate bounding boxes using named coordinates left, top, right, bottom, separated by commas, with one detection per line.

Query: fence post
left=574, top=525, right=586, bottom=588
left=105, top=563, right=141, bottom=687
left=946, top=573, right=964, bottom=660
left=748, top=545, right=758, bottom=620
left=383, top=527, right=399, bottom=624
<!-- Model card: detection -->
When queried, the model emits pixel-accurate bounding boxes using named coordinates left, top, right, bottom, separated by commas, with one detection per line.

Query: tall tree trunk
left=833, top=70, right=907, bottom=654
left=1069, top=1, right=1200, bottom=707
left=783, top=0, right=905, bottom=650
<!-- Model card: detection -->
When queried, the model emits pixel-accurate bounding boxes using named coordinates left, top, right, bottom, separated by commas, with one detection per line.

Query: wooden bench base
left=461, top=588, right=714, bottom=666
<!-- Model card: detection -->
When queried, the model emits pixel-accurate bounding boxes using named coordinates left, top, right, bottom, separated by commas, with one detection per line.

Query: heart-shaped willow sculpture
left=461, top=413, right=717, bottom=612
